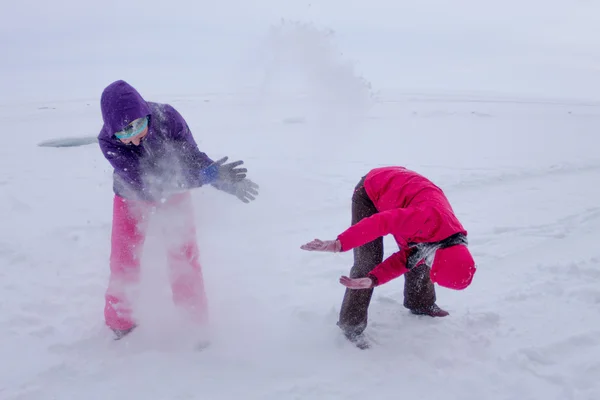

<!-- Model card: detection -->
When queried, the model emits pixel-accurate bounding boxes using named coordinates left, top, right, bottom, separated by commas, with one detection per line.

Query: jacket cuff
left=367, top=273, right=378, bottom=287
left=199, top=163, right=219, bottom=185
left=336, top=235, right=348, bottom=252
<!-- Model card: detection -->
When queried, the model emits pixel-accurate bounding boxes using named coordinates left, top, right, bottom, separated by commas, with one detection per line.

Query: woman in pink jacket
left=301, top=166, right=476, bottom=347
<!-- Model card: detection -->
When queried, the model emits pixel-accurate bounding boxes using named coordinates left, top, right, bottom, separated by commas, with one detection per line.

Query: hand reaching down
left=339, top=276, right=375, bottom=289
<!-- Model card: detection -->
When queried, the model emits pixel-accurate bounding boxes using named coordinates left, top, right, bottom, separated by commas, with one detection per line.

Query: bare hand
left=300, top=239, right=341, bottom=252
left=339, top=276, right=374, bottom=289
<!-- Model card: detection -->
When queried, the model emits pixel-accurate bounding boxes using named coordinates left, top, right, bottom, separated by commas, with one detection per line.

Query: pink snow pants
left=104, top=192, right=208, bottom=330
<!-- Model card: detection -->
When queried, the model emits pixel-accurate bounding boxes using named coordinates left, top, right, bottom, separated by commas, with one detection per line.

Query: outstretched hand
left=211, top=178, right=259, bottom=203
left=214, top=156, right=247, bottom=183
left=234, top=178, right=259, bottom=203
left=339, top=276, right=374, bottom=289
left=300, top=239, right=341, bottom=252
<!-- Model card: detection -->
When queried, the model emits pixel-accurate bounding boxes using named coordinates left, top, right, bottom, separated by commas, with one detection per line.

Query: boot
left=410, top=303, right=449, bottom=317
left=112, top=325, right=137, bottom=340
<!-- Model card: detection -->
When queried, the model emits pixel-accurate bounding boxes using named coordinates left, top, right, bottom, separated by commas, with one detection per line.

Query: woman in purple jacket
left=98, top=80, right=259, bottom=339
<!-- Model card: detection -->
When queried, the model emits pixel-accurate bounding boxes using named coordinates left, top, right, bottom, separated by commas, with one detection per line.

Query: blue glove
left=200, top=156, right=247, bottom=185
left=199, top=162, right=220, bottom=184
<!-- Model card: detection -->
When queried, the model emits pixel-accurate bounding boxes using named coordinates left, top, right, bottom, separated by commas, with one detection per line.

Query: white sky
left=2, top=0, right=599, bottom=103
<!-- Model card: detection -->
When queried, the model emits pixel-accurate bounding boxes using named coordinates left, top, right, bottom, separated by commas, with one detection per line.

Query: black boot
left=338, top=322, right=370, bottom=349
left=410, top=303, right=449, bottom=317
left=112, top=325, right=136, bottom=340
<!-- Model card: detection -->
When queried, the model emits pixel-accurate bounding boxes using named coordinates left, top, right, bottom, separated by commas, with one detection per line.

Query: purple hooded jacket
left=98, top=80, right=216, bottom=202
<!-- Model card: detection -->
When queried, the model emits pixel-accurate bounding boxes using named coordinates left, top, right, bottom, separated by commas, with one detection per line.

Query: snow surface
left=2, top=4, right=600, bottom=400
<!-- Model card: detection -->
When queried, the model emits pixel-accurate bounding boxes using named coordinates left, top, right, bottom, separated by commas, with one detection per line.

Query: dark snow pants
left=337, top=176, right=436, bottom=337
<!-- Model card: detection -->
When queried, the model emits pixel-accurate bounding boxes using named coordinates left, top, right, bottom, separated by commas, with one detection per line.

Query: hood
left=430, top=245, right=476, bottom=290
left=100, top=80, right=151, bottom=136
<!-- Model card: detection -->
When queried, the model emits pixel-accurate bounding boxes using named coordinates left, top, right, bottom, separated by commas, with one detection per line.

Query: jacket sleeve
left=98, top=136, right=146, bottom=195
left=368, top=250, right=410, bottom=286
left=163, top=104, right=217, bottom=187
left=336, top=207, right=432, bottom=252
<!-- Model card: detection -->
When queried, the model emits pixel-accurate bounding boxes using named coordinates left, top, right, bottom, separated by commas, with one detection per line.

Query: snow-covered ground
left=2, top=3, right=600, bottom=400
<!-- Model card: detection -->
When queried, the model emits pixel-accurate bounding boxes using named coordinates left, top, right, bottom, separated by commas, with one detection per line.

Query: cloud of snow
left=241, top=19, right=375, bottom=153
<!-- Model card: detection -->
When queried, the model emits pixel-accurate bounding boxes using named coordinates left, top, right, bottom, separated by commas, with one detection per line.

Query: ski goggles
left=115, top=116, right=149, bottom=139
